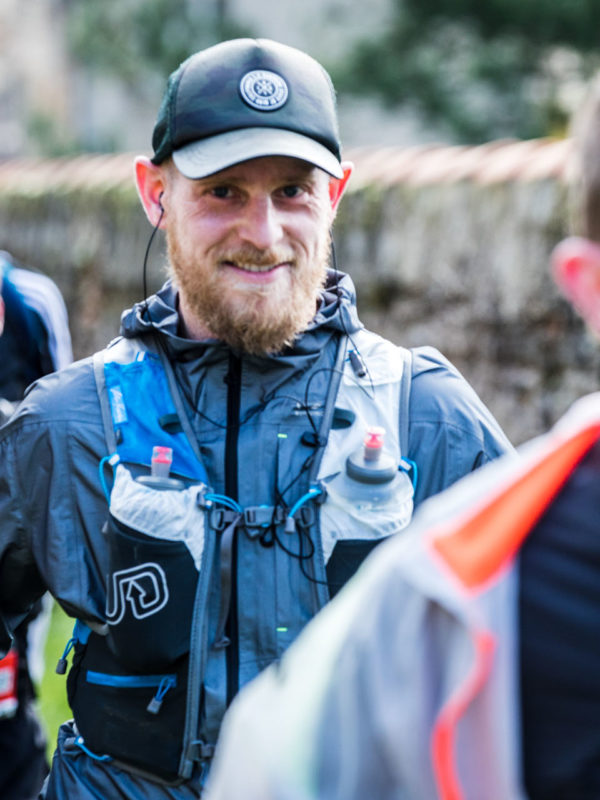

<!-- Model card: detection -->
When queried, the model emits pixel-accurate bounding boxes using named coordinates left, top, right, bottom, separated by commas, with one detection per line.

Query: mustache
left=217, top=245, right=296, bottom=268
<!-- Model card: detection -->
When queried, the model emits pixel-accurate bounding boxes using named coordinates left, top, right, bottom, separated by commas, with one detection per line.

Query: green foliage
left=334, top=0, right=600, bottom=142
left=27, top=113, right=75, bottom=158
left=27, top=112, right=118, bottom=157
left=39, top=602, right=72, bottom=760
left=65, top=0, right=253, bottom=90
left=407, top=0, right=599, bottom=48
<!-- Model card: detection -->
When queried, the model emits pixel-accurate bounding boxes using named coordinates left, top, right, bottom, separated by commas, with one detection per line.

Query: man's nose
left=237, top=196, right=283, bottom=250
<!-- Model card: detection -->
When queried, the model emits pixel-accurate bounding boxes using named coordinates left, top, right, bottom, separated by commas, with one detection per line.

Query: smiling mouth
left=222, top=261, right=289, bottom=273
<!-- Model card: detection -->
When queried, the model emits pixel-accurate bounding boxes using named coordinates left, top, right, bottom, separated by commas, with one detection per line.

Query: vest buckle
left=243, top=505, right=285, bottom=536
left=298, top=504, right=315, bottom=527
left=188, top=739, right=215, bottom=762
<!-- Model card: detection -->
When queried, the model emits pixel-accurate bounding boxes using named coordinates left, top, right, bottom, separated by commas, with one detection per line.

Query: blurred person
left=0, top=40, right=511, bottom=799
left=0, top=251, right=72, bottom=800
left=204, top=74, right=600, bottom=800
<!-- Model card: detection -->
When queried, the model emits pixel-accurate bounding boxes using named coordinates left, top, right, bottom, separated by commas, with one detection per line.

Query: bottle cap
left=151, top=446, right=173, bottom=477
left=346, top=426, right=397, bottom=484
left=364, top=426, right=385, bottom=462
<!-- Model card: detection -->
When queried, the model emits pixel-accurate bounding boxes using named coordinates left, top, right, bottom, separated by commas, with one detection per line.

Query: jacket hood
left=119, top=270, right=363, bottom=358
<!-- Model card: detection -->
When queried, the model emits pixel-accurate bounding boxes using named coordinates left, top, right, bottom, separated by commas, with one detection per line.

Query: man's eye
left=211, top=186, right=231, bottom=198
left=281, top=185, right=302, bottom=198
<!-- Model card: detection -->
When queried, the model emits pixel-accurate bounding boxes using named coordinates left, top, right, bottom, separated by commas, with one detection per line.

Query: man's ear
left=328, top=161, right=354, bottom=214
left=134, top=156, right=168, bottom=228
left=552, top=236, right=600, bottom=335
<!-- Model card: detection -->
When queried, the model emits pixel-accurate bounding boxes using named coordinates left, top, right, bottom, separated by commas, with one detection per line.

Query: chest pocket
left=317, top=338, right=414, bottom=595
left=104, top=463, right=210, bottom=672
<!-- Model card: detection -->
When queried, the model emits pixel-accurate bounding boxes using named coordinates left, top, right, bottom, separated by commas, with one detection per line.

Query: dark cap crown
left=151, top=38, right=341, bottom=173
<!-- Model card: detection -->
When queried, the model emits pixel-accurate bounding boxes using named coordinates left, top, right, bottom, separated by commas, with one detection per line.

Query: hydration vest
left=65, top=330, right=415, bottom=785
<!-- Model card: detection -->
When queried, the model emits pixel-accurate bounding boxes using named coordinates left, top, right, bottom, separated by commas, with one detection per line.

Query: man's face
left=164, top=156, right=335, bottom=355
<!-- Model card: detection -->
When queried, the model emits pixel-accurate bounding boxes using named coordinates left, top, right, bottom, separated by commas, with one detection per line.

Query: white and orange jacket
left=205, top=393, right=600, bottom=800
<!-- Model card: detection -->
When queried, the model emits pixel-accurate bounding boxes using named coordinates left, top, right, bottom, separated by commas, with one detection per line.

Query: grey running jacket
left=0, top=272, right=512, bottom=799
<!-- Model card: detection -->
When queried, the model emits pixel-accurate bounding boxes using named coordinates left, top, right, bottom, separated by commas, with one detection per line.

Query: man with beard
left=0, top=39, right=511, bottom=799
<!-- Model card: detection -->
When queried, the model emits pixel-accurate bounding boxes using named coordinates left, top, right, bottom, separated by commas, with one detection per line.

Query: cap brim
left=172, top=127, right=343, bottom=180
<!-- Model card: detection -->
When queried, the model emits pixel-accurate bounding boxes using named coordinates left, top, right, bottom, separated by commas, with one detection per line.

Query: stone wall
left=0, top=154, right=160, bottom=358
left=0, top=140, right=595, bottom=445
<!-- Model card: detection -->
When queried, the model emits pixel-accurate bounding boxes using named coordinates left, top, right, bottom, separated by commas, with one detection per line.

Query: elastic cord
left=98, top=453, right=120, bottom=502
left=204, top=493, right=242, bottom=513
left=288, top=485, right=323, bottom=519
left=74, top=736, right=112, bottom=763
left=400, top=457, right=418, bottom=491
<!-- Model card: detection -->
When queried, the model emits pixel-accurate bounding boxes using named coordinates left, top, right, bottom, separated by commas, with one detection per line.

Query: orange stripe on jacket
left=433, top=629, right=496, bottom=800
left=430, top=423, right=600, bottom=800
left=433, top=425, right=600, bottom=590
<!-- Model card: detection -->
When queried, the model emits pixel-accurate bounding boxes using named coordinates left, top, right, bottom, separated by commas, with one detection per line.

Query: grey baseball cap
left=151, top=38, right=343, bottom=179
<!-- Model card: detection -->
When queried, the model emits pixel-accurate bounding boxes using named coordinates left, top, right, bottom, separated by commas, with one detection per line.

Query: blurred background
left=2, top=0, right=600, bottom=158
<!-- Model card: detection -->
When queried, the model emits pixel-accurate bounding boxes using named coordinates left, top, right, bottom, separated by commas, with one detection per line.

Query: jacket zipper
left=225, top=352, right=241, bottom=704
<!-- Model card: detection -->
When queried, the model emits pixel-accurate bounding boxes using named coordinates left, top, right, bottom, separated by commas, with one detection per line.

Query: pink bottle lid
left=364, top=426, right=385, bottom=461
left=151, top=446, right=173, bottom=477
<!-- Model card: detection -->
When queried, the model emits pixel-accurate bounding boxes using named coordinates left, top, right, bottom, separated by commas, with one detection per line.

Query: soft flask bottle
left=323, top=426, right=414, bottom=536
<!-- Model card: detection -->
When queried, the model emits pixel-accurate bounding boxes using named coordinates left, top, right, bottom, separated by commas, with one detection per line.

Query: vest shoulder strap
left=93, top=350, right=117, bottom=454
left=93, top=337, right=206, bottom=481
left=398, top=346, right=413, bottom=457
left=318, top=333, right=412, bottom=483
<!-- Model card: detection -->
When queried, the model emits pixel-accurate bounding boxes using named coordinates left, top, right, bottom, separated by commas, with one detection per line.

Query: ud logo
left=106, top=563, right=169, bottom=625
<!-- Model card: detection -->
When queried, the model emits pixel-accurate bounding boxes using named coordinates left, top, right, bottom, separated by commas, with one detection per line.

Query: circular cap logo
left=239, top=70, right=289, bottom=111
